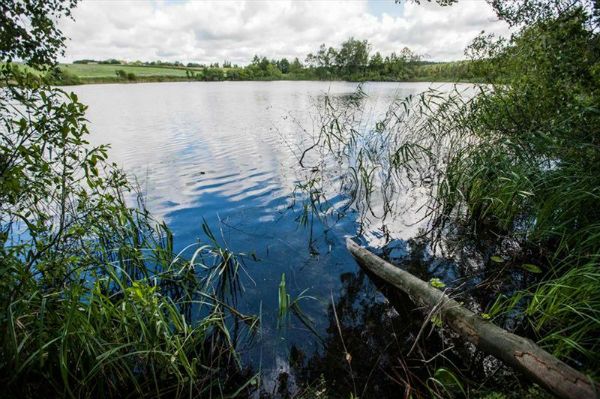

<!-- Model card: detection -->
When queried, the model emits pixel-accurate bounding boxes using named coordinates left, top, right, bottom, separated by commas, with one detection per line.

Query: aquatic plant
left=276, top=273, right=319, bottom=337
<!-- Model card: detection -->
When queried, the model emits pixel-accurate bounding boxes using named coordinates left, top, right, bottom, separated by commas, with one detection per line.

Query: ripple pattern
left=71, top=80, right=437, bottom=374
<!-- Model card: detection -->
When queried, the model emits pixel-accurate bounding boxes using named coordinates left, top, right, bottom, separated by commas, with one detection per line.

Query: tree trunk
left=346, top=238, right=598, bottom=399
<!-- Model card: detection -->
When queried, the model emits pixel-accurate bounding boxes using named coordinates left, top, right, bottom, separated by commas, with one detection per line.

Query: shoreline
left=58, top=75, right=484, bottom=86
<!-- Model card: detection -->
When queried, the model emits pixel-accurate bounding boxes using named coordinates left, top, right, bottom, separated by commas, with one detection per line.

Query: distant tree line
left=179, top=38, right=469, bottom=82
left=71, top=37, right=488, bottom=83
left=303, top=37, right=424, bottom=80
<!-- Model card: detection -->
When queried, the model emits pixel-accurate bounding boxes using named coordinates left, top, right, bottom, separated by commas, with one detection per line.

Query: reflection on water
left=271, top=245, right=534, bottom=398
left=69, top=81, right=518, bottom=394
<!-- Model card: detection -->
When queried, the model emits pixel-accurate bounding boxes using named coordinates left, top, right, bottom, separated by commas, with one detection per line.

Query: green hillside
left=60, top=63, right=192, bottom=78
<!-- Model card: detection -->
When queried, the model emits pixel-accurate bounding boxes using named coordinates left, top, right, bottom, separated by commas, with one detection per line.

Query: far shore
left=56, top=76, right=481, bottom=86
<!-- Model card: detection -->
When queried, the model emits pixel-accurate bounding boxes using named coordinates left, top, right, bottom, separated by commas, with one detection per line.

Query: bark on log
left=346, top=238, right=598, bottom=399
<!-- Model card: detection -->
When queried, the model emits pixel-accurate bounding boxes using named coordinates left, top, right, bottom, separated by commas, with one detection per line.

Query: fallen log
left=346, top=238, right=598, bottom=399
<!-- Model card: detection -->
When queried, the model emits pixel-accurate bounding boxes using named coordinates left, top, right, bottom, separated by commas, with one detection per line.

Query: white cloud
left=59, top=0, right=510, bottom=64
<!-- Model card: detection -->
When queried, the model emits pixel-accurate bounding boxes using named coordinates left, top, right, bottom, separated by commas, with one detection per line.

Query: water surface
left=72, top=80, right=443, bottom=388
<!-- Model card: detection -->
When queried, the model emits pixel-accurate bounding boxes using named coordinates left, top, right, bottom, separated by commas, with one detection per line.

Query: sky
left=59, top=0, right=511, bottom=64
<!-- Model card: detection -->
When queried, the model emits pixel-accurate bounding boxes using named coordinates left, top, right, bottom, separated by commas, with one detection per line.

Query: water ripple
left=72, top=80, right=437, bottom=375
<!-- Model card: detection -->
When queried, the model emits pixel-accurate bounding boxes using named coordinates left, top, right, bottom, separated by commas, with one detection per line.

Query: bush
left=115, top=69, right=136, bottom=81
left=44, top=67, right=81, bottom=85
left=99, top=58, right=121, bottom=64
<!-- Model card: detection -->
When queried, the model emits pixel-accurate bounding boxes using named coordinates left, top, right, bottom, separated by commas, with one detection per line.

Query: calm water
left=72, top=81, right=447, bottom=389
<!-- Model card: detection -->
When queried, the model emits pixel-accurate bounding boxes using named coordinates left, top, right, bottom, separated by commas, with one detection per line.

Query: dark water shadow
left=255, top=238, right=541, bottom=399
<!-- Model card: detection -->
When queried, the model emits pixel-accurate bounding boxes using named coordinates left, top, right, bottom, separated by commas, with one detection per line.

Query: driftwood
left=346, top=238, right=598, bottom=399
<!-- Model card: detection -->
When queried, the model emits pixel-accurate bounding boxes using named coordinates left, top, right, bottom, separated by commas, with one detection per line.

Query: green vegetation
left=294, top=0, right=600, bottom=393
left=418, top=2, right=600, bottom=373
left=410, top=60, right=488, bottom=82
left=45, top=40, right=485, bottom=85
left=63, top=63, right=190, bottom=78
left=1, top=1, right=255, bottom=397
left=3, top=0, right=599, bottom=397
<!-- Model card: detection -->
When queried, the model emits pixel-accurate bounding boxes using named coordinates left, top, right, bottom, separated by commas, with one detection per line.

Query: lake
left=72, top=80, right=453, bottom=393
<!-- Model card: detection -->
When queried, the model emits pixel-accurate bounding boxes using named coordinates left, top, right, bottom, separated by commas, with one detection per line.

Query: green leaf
left=430, top=315, right=443, bottom=327
left=520, top=263, right=542, bottom=273
left=430, top=277, right=446, bottom=289
left=491, top=255, right=504, bottom=263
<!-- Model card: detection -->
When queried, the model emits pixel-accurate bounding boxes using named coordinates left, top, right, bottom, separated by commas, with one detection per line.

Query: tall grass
left=1, top=203, right=257, bottom=398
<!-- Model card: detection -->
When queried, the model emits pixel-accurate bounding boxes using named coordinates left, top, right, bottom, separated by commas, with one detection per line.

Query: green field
left=60, top=63, right=192, bottom=78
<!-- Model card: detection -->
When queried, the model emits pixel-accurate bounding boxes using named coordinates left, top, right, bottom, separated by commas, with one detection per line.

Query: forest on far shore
left=44, top=38, right=486, bottom=84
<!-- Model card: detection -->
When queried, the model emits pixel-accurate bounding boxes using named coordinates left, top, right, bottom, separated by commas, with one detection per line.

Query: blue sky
left=368, top=0, right=405, bottom=17
left=60, top=0, right=509, bottom=64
